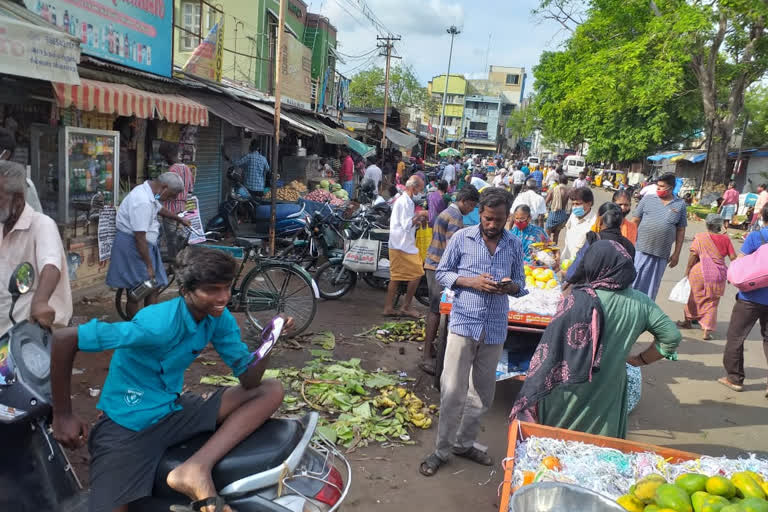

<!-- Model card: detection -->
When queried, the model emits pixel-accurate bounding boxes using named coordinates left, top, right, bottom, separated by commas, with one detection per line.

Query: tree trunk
left=706, top=136, right=729, bottom=187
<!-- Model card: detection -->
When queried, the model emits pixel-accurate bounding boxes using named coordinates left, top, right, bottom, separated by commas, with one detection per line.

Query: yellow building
left=425, top=74, right=466, bottom=140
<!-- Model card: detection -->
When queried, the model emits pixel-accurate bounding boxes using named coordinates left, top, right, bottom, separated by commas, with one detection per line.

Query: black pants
left=723, top=298, right=768, bottom=385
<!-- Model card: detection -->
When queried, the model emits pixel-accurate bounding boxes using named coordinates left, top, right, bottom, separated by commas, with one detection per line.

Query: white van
left=563, top=156, right=586, bottom=179
left=526, top=156, right=540, bottom=167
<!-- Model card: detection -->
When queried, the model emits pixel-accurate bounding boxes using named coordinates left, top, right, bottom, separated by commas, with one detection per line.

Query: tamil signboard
left=0, top=15, right=80, bottom=84
left=23, top=0, right=173, bottom=77
left=280, top=34, right=312, bottom=109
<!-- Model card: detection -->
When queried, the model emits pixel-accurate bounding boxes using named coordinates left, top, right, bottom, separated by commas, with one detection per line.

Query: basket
left=416, top=227, right=432, bottom=262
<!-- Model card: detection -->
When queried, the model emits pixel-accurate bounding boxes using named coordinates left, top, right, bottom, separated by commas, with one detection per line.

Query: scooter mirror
left=8, top=262, right=35, bottom=296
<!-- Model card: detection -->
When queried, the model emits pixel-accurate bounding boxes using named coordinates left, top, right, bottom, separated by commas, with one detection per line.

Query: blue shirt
left=530, top=170, right=543, bottom=188
left=738, top=228, right=768, bottom=306
left=436, top=225, right=527, bottom=344
left=521, top=165, right=530, bottom=176
left=462, top=207, right=480, bottom=226
left=510, top=223, right=549, bottom=264
left=235, top=151, right=270, bottom=192
left=78, top=297, right=253, bottom=431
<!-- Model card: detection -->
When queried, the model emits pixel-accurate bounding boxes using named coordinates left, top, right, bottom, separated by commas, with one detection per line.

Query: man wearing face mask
left=561, top=186, right=597, bottom=260
left=630, top=173, right=687, bottom=300
left=107, top=172, right=190, bottom=319
left=0, top=161, right=72, bottom=335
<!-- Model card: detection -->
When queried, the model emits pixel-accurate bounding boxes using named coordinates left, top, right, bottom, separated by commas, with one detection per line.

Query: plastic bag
left=668, top=277, right=691, bottom=304
left=342, top=238, right=380, bottom=272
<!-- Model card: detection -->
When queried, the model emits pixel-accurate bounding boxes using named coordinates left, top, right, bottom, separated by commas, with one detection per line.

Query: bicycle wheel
left=240, top=263, right=317, bottom=336
left=114, top=288, right=130, bottom=320
left=315, top=261, right=357, bottom=300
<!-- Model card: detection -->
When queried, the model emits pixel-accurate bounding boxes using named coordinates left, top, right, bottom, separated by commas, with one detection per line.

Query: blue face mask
left=154, top=193, right=161, bottom=201
left=572, top=206, right=585, bottom=217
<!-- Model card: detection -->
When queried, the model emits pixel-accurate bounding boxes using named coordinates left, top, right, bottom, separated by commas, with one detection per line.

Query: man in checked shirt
left=420, top=188, right=527, bottom=477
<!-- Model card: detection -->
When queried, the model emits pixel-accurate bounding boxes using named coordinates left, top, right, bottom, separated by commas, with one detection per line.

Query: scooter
left=0, top=263, right=350, bottom=512
left=206, top=167, right=310, bottom=241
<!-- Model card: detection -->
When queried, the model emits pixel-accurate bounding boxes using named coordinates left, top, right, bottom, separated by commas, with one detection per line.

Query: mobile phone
left=252, top=316, right=285, bottom=363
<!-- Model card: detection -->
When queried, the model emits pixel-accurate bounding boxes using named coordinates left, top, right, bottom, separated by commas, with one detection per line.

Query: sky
left=310, top=0, right=570, bottom=93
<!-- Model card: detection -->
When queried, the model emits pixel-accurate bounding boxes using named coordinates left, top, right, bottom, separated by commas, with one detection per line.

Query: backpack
left=727, top=230, right=768, bottom=292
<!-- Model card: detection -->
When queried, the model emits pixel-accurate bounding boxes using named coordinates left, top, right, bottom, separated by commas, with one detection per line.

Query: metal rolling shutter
left=194, top=115, right=222, bottom=223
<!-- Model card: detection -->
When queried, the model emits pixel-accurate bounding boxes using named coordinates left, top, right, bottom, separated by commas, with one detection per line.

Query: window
left=506, top=74, right=520, bottom=85
left=180, top=2, right=215, bottom=51
left=469, top=122, right=488, bottom=131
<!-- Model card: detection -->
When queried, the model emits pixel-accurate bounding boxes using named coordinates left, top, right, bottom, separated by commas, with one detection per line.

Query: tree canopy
left=348, top=64, right=429, bottom=111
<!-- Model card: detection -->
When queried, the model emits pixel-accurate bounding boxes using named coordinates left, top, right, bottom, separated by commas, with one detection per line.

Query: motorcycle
left=206, top=167, right=309, bottom=244
left=0, top=263, right=350, bottom=512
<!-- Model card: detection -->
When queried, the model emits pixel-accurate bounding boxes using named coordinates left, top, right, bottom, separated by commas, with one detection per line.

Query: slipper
left=676, top=320, right=693, bottom=329
left=401, top=309, right=424, bottom=319
left=418, top=361, right=436, bottom=376
left=419, top=453, right=444, bottom=477
left=453, top=446, right=493, bottom=466
left=382, top=312, right=400, bottom=318
left=717, top=377, right=744, bottom=392
left=170, top=496, right=227, bottom=512
left=702, top=332, right=714, bottom=341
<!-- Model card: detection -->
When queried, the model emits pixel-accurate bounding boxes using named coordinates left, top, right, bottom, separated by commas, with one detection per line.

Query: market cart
left=434, top=298, right=553, bottom=387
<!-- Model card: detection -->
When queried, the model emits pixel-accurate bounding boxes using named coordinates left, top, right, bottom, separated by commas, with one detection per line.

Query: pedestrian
left=51, top=246, right=290, bottom=512
left=544, top=165, right=560, bottom=189
left=521, top=162, right=530, bottom=177
left=419, top=188, right=527, bottom=476
left=545, top=174, right=570, bottom=244
left=338, top=149, right=355, bottom=199
left=612, top=189, right=637, bottom=244
left=751, top=183, right=768, bottom=229
left=511, top=178, right=547, bottom=227
left=427, top=180, right=449, bottom=228
left=510, top=204, right=550, bottom=264
left=226, top=139, right=270, bottom=198
left=0, top=161, right=72, bottom=335
left=510, top=240, right=681, bottom=438
left=511, top=166, right=526, bottom=197
left=107, top=172, right=191, bottom=319
left=159, top=141, right=194, bottom=256
left=383, top=175, right=427, bottom=318
left=421, top=185, right=480, bottom=375
left=442, top=158, right=456, bottom=186
left=676, top=214, right=735, bottom=341
left=719, top=204, right=768, bottom=393
left=364, top=157, right=383, bottom=193
left=719, top=181, right=740, bottom=230
left=396, top=154, right=407, bottom=185
left=573, top=171, right=588, bottom=189
left=561, top=186, right=597, bottom=260
left=530, top=165, right=543, bottom=189
left=630, top=173, right=687, bottom=300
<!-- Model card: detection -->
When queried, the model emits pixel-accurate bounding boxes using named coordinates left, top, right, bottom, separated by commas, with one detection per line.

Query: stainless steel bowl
left=509, top=482, right=626, bottom=512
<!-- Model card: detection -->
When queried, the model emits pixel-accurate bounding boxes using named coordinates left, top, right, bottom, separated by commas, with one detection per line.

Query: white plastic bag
left=342, top=238, right=380, bottom=272
left=668, top=277, right=691, bottom=304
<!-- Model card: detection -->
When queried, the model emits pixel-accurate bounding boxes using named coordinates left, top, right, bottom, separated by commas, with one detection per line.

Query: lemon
left=535, top=280, right=546, bottom=289
left=524, top=265, right=532, bottom=276
left=525, top=277, right=535, bottom=288
left=546, top=279, right=558, bottom=289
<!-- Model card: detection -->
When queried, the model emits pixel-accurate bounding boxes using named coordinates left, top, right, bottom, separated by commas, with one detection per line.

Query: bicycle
left=115, top=230, right=319, bottom=336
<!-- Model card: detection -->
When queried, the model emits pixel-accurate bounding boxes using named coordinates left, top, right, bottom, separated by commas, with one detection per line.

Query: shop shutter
left=194, top=115, right=222, bottom=223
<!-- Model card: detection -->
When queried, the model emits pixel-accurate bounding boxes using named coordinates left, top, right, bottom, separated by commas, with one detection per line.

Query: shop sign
left=0, top=16, right=80, bottom=84
left=282, top=96, right=311, bottom=111
left=182, top=19, right=223, bottom=82
left=280, top=35, right=312, bottom=107
left=23, top=0, right=173, bottom=77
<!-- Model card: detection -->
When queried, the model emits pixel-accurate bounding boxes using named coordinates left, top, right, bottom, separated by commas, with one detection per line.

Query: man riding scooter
left=51, top=246, right=292, bottom=512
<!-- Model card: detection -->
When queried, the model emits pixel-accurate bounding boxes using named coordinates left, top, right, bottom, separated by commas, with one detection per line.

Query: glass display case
left=59, top=127, right=120, bottom=224
left=30, top=124, right=59, bottom=220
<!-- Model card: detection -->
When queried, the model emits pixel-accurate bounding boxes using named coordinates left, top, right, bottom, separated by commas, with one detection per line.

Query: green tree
left=349, top=67, right=386, bottom=108
left=739, top=85, right=768, bottom=148
left=506, top=103, right=539, bottom=141
left=349, top=64, right=428, bottom=110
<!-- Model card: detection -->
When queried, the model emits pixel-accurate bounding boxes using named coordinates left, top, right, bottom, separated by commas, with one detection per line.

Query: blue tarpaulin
left=647, top=152, right=682, bottom=161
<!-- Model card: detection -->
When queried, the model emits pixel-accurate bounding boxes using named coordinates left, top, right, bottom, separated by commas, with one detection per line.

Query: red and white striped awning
left=53, top=79, right=209, bottom=126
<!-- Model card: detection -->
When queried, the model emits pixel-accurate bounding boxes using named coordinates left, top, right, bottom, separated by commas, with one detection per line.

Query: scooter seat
left=234, top=237, right=265, bottom=249
left=153, top=418, right=303, bottom=498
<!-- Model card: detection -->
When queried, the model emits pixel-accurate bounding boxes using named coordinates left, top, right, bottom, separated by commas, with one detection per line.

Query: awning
left=53, top=78, right=209, bottom=126
left=188, top=93, right=272, bottom=135
left=295, top=115, right=348, bottom=144
left=244, top=101, right=317, bottom=136
left=328, top=45, right=345, bottom=64
left=385, top=127, right=418, bottom=149
left=670, top=152, right=707, bottom=164
left=463, top=142, right=497, bottom=150
left=337, top=129, right=376, bottom=158
left=647, top=152, right=682, bottom=162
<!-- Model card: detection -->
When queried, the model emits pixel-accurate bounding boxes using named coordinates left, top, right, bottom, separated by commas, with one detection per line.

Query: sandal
left=676, top=320, right=693, bottom=329
left=702, top=331, right=713, bottom=341
left=419, top=453, right=445, bottom=477
left=717, top=377, right=744, bottom=392
left=170, top=496, right=227, bottom=512
left=453, top=446, right=493, bottom=466
left=418, top=361, right=436, bottom=376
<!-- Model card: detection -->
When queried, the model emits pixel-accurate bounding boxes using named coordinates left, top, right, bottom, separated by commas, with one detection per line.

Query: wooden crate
left=498, top=421, right=700, bottom=512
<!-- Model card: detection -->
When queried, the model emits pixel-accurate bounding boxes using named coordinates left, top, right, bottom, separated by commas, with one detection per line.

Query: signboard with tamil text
left=24, top=0, right=173, bottom=77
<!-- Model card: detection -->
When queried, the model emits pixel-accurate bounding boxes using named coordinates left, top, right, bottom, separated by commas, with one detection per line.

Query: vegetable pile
left=200, top=354, right=437, bottom=450
left=263, top=180, right=308, bottom=202
left=366, top=319, right=426, bottom=343
left=304, top=187, right=346, bottom=206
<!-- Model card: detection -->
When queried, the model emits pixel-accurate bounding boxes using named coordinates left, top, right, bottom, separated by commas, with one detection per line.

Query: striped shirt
left=163, top=163, right=195, bottom=214
left=235, top=151, right=270, bottom=192
left=436, top=225, right=528, bottom=344
left=632, top=195, right=687, bottom=259
left=424, top=204, right=464, bottom=270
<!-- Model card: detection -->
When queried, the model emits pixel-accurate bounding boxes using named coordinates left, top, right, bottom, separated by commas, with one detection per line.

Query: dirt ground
left=65, top=187, right=768, bottom=512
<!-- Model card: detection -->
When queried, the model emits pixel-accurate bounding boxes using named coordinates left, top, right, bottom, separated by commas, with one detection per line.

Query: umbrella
left=438, top=147, right=461, bottom=158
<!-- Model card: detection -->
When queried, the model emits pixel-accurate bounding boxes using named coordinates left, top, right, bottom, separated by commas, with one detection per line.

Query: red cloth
left=339, top=155, right=354, bottom=182
left=722, top=188, right=739, bottom=205
left=710, top=233, right=735, bottom=257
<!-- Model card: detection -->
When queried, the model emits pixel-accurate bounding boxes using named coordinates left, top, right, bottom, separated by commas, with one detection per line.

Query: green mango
left=655, top=483, right=693, bottom=512
left=740, top=497, right=768, bottom=512
left=676, top=475, right=710, bottom=496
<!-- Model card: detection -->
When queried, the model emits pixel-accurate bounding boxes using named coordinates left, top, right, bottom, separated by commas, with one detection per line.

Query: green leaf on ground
left=200, top=374, right=239, bottom=387
left=312, top=331, right=336, bottom=350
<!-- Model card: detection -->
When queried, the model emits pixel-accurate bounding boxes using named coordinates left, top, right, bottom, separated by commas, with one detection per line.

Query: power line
left=340, top=53, right=381, bottom=74
left=337, top=46, right=379, bottom=59
left=340, top=0, right=395, bottom=37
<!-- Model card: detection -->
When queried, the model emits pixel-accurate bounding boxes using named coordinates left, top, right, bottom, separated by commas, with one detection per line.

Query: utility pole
left=438, top=26, right=460, bottom=147
left=377, top=35, right=401, bottom=150
left=269, top=0, right=286, bottom=255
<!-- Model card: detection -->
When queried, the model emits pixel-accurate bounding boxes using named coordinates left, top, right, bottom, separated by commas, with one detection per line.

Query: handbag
left=342, top=238, right=380, bottom=273
left=727, top=231, right=768, bottom=292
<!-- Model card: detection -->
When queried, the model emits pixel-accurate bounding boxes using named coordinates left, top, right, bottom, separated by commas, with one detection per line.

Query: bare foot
left=167, top=461, right=232, bottom=512
left=401, top=309, right=423, bottom=319
left=382, top=309, right=399, bottom=317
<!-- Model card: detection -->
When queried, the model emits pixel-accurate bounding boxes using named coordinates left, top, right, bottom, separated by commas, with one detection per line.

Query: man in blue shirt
left=228, top=139, right=270, bottom=197
left=721, top=204, right=768, bottom=393
left=530, top=166, right=544, bottom=189
left=420, top=188, right=527, bottom=477
left=51, top=247, right=287, bottom=512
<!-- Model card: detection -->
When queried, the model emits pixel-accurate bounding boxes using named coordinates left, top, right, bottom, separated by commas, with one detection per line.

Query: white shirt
left=442, top=164, right=456, bottom=184
left=640, top=183, right=657, bottom=196
left=562, top=208, right=599, bottom=260
left=116, top=181, right=162, bottom=244
left=545, top=171, right=559, bottom=186
left=0, top=204, right=72, bottom=336
left=512, top=170, right=526, bottom=185
left=573, top=178, right=588, bottom=189
left=364, top=165, right=382, bottom=191
left=512, top=190, right=547, bottom=219
left=492, top=173, right=505, bottom=187
left=389, top=192, right=418, bottom=254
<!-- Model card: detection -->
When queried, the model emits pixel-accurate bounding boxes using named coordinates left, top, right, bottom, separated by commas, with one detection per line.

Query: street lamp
left=438, top=26, right=461, bottom=145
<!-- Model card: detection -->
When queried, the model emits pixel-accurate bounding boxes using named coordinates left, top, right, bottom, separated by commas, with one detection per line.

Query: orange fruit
left=542, top=456, right=562, bottom=471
